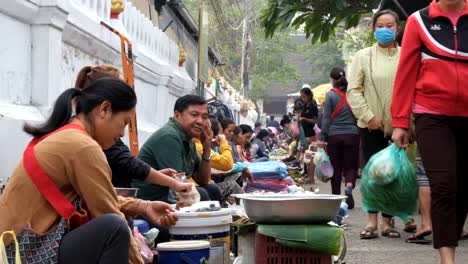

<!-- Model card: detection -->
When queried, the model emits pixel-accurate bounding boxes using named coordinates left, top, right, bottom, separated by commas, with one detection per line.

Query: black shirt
left=104, top=139, right=151, bottom=188
left=301, top=101, right=319, bottom=137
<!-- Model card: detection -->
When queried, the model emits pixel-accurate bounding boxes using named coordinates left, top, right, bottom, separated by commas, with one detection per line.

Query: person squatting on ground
left=0, top=78, right=177, bottom=264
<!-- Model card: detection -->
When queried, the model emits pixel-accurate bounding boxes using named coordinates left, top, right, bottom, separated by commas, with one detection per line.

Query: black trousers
left=415, top=114, right=468, bottom=249
left=359, top=128, right=393, bottom=218
left=59, top=214, right=130, bottom=264
left=327, top=134, right=360, bottom=195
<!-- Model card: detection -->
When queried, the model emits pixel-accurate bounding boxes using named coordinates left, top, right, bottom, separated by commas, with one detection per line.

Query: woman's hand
left=242, top=167, right=253, bottom=182
left=368, top=116, right=384, bottom=131
left=392, top=128, right=410, bottom=148
left=173, top=182, right=193, bottom=193
left=142, top=201, right=178, bottom=227
left=159, top=168, right=178, bottom=177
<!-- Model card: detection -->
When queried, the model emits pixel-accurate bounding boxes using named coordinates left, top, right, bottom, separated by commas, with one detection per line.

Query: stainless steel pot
left=233, top=194, right=346, bottom=224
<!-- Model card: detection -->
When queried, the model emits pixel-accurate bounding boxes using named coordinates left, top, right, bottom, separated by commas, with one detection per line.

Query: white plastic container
left=170, top=206, right=232, bottom=264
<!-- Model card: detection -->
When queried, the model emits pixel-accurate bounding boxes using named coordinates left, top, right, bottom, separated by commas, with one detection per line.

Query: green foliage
left=260, top=0, right=380, bottom=44
left=184, top=0, right=302, bottom=100
left=297, top=35, right=345, bottom=87
left=337, top=29, right=375, bottom=64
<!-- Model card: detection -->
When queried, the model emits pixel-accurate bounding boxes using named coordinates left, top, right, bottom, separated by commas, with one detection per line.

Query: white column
left=31, top=3, right=69, bottom=114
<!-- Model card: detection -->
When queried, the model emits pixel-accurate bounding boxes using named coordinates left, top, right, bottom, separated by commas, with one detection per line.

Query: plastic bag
left=364, top=143, right=411, bottom=186
left=0, top=231, right=21, bottom=264
left=314, top=148, right=334, bottom=183
left=175, top=183, right=200, bottom=209
left=133, top=227, right=154, bottom=264
left=360, top=143, right=418, bottom=221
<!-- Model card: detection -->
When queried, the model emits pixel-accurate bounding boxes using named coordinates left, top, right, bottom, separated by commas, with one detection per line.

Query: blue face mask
left=374, top=28, right=396, bottom=45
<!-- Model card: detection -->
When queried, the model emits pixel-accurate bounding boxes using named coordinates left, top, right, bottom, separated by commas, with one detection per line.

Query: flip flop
left=360, top=226, right=378, bottom=239
left=381, top=227, right=401, bottom=238
left=406, top=230, right=432, bottom=244
left=403, top=218, right=417, bottom=233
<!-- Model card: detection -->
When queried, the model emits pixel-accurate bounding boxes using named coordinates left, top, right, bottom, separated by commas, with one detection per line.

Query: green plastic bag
left=360, top=143, right=418, bottom=221
left=299, top=125, right=307, bottom=147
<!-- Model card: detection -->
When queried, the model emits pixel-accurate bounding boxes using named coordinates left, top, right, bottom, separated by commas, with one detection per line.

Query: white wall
left=0, top=0, right=195, bottom=181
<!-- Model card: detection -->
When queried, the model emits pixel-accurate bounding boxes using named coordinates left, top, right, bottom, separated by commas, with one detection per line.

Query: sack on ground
left=360, top=143, right=418, bottom=221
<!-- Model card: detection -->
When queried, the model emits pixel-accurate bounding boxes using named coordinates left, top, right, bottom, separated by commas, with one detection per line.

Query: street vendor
left=135, top=95, right=221, bottom=203
left=75, top=65, right=193, bottom=192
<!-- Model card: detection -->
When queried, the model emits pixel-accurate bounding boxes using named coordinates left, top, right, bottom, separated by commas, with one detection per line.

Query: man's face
left=174, top=104, right=209, bottom=138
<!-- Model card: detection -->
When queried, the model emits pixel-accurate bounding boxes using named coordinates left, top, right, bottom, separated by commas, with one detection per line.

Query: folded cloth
left=244, top=161, right=288, bottom=179
left=257, top=224, right=344, bottom=256
left=244, top=179, right=290, bottom=193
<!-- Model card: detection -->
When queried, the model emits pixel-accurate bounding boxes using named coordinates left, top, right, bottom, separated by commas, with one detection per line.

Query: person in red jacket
left=391, top=1, right=468, bottom=263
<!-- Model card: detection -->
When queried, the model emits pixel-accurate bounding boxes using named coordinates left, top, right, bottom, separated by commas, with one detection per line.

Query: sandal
left=381, top=227, right=401, bottom=238
left=406, top=230, right=432, bottom=244
left=403, top=218, right=417, bottom=233
left=360, top=226, right=378, bottom=239
left=460, top=230, right=468, bottom=240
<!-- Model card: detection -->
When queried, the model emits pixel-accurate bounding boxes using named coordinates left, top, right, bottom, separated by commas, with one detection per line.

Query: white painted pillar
left=31, top=3, right=69, bottom=114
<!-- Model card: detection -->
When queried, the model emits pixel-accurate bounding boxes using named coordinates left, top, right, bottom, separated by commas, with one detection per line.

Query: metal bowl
left=115, top=188, right=139, bottom=198
left=233, top=193, right=346, bottom=224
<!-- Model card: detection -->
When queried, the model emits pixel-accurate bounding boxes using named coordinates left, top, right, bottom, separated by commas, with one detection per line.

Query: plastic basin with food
left=233, top=193, right=346, bottom=224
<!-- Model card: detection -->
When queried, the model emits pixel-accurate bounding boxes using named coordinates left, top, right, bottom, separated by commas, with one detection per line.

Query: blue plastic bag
left=360, top=143, right=418, bottom=221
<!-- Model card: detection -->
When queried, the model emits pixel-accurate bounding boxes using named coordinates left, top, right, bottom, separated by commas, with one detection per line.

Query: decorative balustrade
left=70, top=0, right=179, bottom=67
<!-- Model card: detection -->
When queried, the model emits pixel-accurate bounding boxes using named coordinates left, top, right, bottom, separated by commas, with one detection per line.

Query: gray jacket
left=319, top=89, right=358, bottom=141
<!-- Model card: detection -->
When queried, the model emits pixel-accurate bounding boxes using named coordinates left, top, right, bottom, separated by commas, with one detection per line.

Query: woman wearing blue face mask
left=347, top=10, right=416, bottom=239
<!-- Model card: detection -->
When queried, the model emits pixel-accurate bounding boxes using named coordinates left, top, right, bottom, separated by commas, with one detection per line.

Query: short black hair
left=209, top=117, right=221, bottom=136
left=239, top=124, right=253, bottom=134
left=254, top=121, right=262, bottom=128
left=256, top=129, right=270, bottom=139
left=174, top=94, right=207, bottom=113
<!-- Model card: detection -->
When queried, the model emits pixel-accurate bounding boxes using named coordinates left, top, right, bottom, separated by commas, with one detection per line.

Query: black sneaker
left=345, top=187, right=354, bottom=209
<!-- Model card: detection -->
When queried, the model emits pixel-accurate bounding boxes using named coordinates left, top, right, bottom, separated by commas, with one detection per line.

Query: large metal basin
left=233, top=194, right=346, bottom=224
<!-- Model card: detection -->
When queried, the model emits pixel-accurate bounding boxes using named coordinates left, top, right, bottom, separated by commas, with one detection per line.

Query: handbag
left=5, top=123, right=90, bottom=263
left=1, top=231, right=20, bottom=264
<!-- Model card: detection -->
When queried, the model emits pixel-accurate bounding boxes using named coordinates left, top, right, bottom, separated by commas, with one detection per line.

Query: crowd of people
left=0, top=1, right=466, bottom=264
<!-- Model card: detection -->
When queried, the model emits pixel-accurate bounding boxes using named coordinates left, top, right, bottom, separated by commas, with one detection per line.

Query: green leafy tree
left=183, top=0, right=301, bottom=101
left=260, top=0, right=379, bottom=43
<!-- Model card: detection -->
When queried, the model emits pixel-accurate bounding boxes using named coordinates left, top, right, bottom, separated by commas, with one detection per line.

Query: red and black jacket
left=391, top=0, right=468, bottom=129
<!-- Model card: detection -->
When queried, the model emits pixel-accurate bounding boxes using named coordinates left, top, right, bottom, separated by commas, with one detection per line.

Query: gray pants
left=59, top=214, right=130, bottom=264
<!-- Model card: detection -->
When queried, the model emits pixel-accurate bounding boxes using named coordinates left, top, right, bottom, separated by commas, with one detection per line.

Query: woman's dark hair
left=233, top=126, right=241, bottom=136
left=372, top=9, right=400, bottom=29
left=330, top=67, right=348, bottom=91
left=300, top=87, right=313, bottom=98
left=75, top=64, right=120, bottom=89
left=256, top=129, right=270, bottom=139
left=239, top=124, right=253, bottom=134
left=174, top=95, right=207, bottom=113
left=280, top=115, right=291, bottom=127
left=220, top=118, right=235, bottom=130
left=293, top=98, right=304, bottom=112
left=209, top=117, right=221, bottom=136
left=24, top=78, right=136, bottom=137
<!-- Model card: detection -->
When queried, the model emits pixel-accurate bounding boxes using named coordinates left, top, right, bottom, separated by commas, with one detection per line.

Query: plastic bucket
left=170, top=208, right=232, bottom=264
left=157, top=240, right=210, bottom=264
